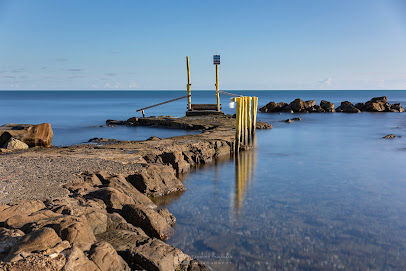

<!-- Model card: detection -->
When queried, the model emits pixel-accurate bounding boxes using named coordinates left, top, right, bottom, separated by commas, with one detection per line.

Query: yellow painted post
left=242, top=97, right=247, bottom=146
left=247, top=97, right=252, bottom=143
left=252, top=97, right=258, bottom=135
left=234, top=97, right=241, bottom=152
left=186, top=56, right=192, bottom=110
left=215, top=65, right=220, bottom=111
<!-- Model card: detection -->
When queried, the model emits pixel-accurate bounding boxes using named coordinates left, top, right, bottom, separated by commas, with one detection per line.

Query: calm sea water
left=2, top=90, right=406, bottom=270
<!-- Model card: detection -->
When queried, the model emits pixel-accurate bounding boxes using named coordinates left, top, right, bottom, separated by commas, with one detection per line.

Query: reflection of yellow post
left=215, top=65, right=220, bottom=111
left=186, top=56, right=191, bottom=110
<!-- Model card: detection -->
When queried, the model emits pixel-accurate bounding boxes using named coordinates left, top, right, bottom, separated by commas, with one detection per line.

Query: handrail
left=136, top=95, right=191, bottom=117
left=218, top=90, right=242, bottom=97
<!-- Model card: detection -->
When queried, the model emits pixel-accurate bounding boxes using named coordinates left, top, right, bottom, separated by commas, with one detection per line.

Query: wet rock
left=289, top=98, right=306, bottom=112
left=255, top=122, right=272, bottom=129
left=259, top=101, right=277, bottom=113
left=2, top=138, right=29, bottom=150
left=0, top=228, right=25, bottom=255
left=87, top=241, right=130, bottom=271
left=284, top=119, right=294, bottom=123
left=0, top=123, right=53, bottom=147
left=157, top=209, right=176, bottom=227
left=383, top=134, right=397, bottom=139
left=304, top=100, right=316, bottom=109
left=390, top=103, right=404, bottom=113
left=127, top=164, right=186, bottom=197
left=62, top=246, right=100, bottom=271
left=125, top=238, right=190, bottom=271
left=320, top=100, right=335, bottom=112
left=106, top=120, right=126, bottom=126
left=0, top=200, right=46, bottom=222
left=27, top=215, right=97, bottom=251
left=355, top=102, right=365, bottom=111
left=121, top=204, right=175, bottom=241
left=335, top=101, right=361, bottom=113
left=6, top=227, right=62, bottom=261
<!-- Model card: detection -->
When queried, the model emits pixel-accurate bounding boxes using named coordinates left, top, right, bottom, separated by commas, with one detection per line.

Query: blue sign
left=213, top=55, right=220, bottom=65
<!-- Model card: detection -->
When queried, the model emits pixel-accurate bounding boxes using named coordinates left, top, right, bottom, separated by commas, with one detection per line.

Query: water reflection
left=233, top=144, right=257, bottom=214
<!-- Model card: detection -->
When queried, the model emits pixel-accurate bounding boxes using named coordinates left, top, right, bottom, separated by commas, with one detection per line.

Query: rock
left=292, top=118, right=301, bottom=121
left=6, top=227, right=62, bottom=261
left=188, top=259, right=211, bottom=271
left=335, top=101, right=361, bottom=113
left=105, top=213, right=140, bottom=232
left=85, top=211, right=108, bottom=235
left=127, top=164, right=186, bottom=197
left=304, top=100, right=316, bottom=109
left=259, top=101, right=277, bottom=113
left=106, top=120, right=126, bottom=126
left=355, top=103, right=365, bottom=111
left=289, top=98, right=306, bottom=112
left=383, top=134, right=397, bottom=139
left=84, top=173, right=103, bottom=186
left=146, top=136, right=161, bottom=141
left=0, top=123, right=53, bottom=147
left=255, top=122, right=272, bottom=129
left=62, top=246, right=100, bottom=271
left=2, top=138, right=29, bottom=150
left=45, top=197, right=106, bottom=217
left=96, top=229, right=149, bottom=252
left=121, top=205, right=175, bottom=241
left=364, top=101, right=386, bottom=112
left=87, top=241, right=130, bottom=271
left=5, top=209, right=59, bottom=229
left=86, top=187, right=135, bottom=212
left=0, top=252, right=66, bottom=271
left=96, top=172, right=156, bottom=208
left=160, top=151, right=190, bottom=174
left=27, top=215, right=97, bottom=251
left=320, top=100, right=335, bottom=112
left=0, top=228, right=25, bottom=255
left=277, top=102, right=289, bottom=112
left=370, top=96, right=387, bottom=103
left=157, top=209, right=176, bottom=227
left=0, top=148, right=11, bottom=153
left=284, top=119, right=293, bottom=123
left=0, top=200, right=46, bottom=222
left=124, top=238, right=190, bottom=271
left=391, top=103, right=404, bottom=113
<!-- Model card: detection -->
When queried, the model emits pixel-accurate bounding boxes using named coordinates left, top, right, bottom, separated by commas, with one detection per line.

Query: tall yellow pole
left=235, top=97, right=241, bottom=152
left=186, top=56, right=191, bottom=110
left=215, top=65, right=220, bottom=111
left=247, top=97, right=252, bottom=142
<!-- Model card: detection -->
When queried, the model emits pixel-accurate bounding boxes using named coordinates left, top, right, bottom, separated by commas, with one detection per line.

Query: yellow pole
left=252, top=97, right=258, bottom=135
left=186, top=56, right=191, bottom=110
left=215, top=65, right=220, bottom=111
left=247, top=97, right=252, bottom=143
left=241, top=97, right=246, bottom=146
left=234, top=97, right=240, bottom=152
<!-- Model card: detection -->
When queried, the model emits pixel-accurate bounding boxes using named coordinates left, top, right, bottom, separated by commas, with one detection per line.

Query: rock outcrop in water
left=259, top=96, right=404, bottom=113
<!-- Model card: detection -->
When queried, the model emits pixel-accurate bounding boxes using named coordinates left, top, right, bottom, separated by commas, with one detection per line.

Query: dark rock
left=336, top=101, right=361, bottom=113
left=259, top=101, right=277, bottom=113
left=383, top=134, right=397, bottom=139
left=320, top=100, right=335, bottom=112
left=106, top=120, right=126, bottom=126
left=289, top=98, right=306, bottom=112
left=390, top=103, right=404, bottom=113
left=160, top=151, right=190, bottom=174
left=0, top=123, right=53, bottom=147
left=87, top=241, right=130, bottom=271
left=188, top=259, right=211, bottom=271
left=0, top=228, right=25, bottom=256
left=355, top=103, right=365, bottom=111
left=304, top=100, right=316, bottom=109
left=127, top=164, right=186, bottom=197
left=371, top=96, right=387, bottom=103
left=121, top=205, right=175, bottom=241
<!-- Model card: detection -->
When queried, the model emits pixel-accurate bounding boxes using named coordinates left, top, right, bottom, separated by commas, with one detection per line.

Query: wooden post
left=247, top=97, right=252, bottom=143
left=215, top=65, right=220, bottom=111
left=235, top=97, right=241, bottom=152
left=252, top=97, right=258, bottom=135
left=186, top=56, right=192, bottom=110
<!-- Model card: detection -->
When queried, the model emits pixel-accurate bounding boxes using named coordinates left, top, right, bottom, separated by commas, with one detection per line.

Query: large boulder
left=335, top=101, right=361, bottom=113
left=127, top=164, right=186, bottom=197
left=85, top=187, right=135, bottom=212
left=304, top=100, right=316, bottom=109
left=390, top=103, right=404, bottom=112
left=87, top=241, right=130, bottom=271
left=259, top=101, right=277, bottom=113
left=320, top=100, right=335, bottom=112
left=289, top=98, right=306, bottom=112
left=124, top=238, right=190, bottom=271
left=0, top=123, right=53, bottom=147
left=363, top=96, right=388, bottom=112
left=121, top=205, right=174, bottom=241
left=2, top=138, right=29, bottom=150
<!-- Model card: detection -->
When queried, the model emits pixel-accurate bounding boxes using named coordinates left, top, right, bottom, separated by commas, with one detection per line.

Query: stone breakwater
left=259, top=96, right=404, bottom=113
left=0, top=115, right=271, bottom=271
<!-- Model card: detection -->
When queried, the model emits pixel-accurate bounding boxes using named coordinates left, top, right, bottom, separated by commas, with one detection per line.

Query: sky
left=0, top=0, right=406, bottom=90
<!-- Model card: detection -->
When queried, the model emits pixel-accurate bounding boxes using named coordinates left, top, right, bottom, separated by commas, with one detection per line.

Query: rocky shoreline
left=259, top=96, right=404, bottom=113
left=0, top=115, right=271, bottom=270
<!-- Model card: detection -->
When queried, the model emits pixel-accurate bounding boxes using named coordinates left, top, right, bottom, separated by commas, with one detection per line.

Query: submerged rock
left=383, top=134, right=398, bottom=139
left=335, top=101, right=361, bottom=113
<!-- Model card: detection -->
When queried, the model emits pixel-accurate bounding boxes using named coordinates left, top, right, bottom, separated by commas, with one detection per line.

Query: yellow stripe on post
left=215, top=65, right=220, bottom=111
left=186, top=56, right=191, bottom=110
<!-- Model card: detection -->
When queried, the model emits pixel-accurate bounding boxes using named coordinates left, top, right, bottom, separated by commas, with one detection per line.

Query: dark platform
left=185, top=110, right=225, bottom=116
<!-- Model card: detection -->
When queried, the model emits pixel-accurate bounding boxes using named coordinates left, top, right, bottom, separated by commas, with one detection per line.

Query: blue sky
left=0, top=0, right=406, bottom=90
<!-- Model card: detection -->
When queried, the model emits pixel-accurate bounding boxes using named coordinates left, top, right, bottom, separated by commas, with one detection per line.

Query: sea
left=1, top=90, right=406, bottom=270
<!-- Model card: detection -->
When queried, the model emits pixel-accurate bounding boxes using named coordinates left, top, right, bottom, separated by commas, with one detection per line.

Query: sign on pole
left=213, top=55, right=220, bottom=65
